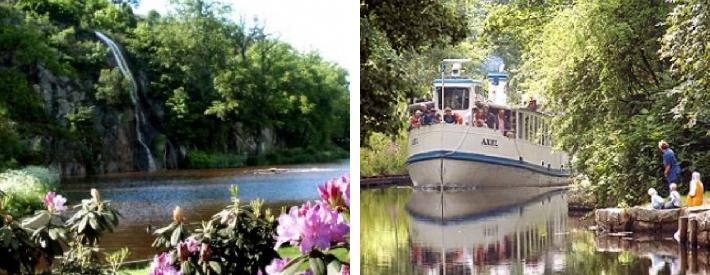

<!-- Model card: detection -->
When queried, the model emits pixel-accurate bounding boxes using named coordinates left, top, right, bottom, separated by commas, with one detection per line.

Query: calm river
left=362, top=186, right=704, bottom=275
left=59, top=160, right=349, bottom=261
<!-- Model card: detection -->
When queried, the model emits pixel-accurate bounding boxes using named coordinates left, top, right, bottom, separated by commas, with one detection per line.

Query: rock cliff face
left=26, top=35, right=278, bottom=177
left=34, top=65, right=136, bottom=176
left=31, top=63, right=276, bottom=177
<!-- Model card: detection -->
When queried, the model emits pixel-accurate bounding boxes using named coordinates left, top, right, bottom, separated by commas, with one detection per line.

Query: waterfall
left=95, top=31, right=157, bottom=172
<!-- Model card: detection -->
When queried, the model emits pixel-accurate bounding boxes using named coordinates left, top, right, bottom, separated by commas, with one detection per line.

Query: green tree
left=94, top=68, right=130, bottom=106
left=360, top=0, right=468, bottom=140
left=505, top=0, right=680, bottom=206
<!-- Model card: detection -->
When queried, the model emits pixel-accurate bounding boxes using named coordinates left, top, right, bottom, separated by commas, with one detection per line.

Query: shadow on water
left=361, top=185, right=702, bottom=275
left=58, top=160, right=348, bottom=261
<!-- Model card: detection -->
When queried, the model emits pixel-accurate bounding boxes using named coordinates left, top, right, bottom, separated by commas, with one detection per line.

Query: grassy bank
left=249, top=147, right=349, bottom=166
left=185, top=147, right=348, bottom=169
left=0, top=166, right=60, bottom=217
left=361, top=132, right=407, bottom=177
left=185, top=150, right=248, bottom=169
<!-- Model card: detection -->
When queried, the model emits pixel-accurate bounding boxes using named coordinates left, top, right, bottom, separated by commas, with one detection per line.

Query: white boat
left=406, top=59, right=571, bottom=188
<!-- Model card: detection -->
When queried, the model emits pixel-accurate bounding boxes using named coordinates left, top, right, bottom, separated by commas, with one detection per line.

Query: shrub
left=185, top=150, right=247, bottom=169
left=0, top=166, right=60, bottom=217
left=0, top=189, right=126, bottom=274
left=150, top=186, right=278, bottom=274
left=249, top=147, right=349, bottom=166
left=360, top=131, right=408, bottom=177
left=148, top=176, right=351, bottom=275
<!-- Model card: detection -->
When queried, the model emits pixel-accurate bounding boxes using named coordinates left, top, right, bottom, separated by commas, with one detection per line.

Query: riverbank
left=179, top=147, right=350, bottom=170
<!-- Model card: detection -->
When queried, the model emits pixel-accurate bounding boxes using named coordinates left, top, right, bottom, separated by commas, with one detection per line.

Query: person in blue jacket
left=659, top=140, right=681, bottom=186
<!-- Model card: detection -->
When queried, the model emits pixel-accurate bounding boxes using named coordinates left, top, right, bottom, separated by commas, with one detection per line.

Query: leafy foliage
left=0, top=188, right=128, bottom=274
left=1, top=0, right=349, bottom=173
left=360, top=0, right=469, bottom=140
left=150, top=185, right=278, bottom=274
left=65, top=190, right=121, bottom=246
left=94, top=68, right=130, bottom=106
left=0, top=166, right=60, bottom=217
left=360, top=130, right=408, bottom=177
left=479, top=0, right=710, bottom=206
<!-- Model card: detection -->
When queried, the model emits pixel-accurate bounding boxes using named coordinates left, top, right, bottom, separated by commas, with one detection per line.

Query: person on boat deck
left=409, top=110, right=422, bottom=129
left=443, top=108, right=463, bottom=124
left=495, top=109, right=509, bottom=136
left=420, top=107, right=434, bottom=126
left=473, top=108, right=486, bottom=127
left=483, top=105, right=496, bottom=128
left=527, top=97, right=538, bottom=111
left=648, top=188, right=664, bottom=210
left=465, top=106, right=476, bottom=126
left=434, top=113, right=442, bottom=124
left=687, top=171, right=704, bottom=207
left=664, top=183, right=681, bottom=209
left=658, top=140, right=681, bottom=187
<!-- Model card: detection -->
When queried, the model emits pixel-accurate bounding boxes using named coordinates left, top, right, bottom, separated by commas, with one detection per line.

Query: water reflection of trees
left=361, top=187, right=413, bottom=274
left=362, top=188, right=710, bottom=274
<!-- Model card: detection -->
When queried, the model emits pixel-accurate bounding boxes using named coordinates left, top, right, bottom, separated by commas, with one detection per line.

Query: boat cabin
left=409, top=82, right=553, bottom=148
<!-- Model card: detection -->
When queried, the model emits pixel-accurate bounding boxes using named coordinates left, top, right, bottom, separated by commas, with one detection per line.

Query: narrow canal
left=362, top=186, right=701, bottom=275
left=58, top=160, right=349, bottom=261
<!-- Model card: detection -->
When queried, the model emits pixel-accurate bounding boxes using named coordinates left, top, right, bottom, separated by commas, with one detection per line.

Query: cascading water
left=95, top=31, right=157, bottom=172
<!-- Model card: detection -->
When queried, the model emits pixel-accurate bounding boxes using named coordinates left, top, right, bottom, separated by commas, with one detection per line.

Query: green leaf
left=170, top=226, right=181, bottom=246
left=281, top=255, right=308, bottom=275
left=181, top=261, right=192, bottom=274
left=309, top=257, right=326, bottom=275
left=89, top=216, right=100, bottom=230
left=326, top=260, right=342, bottom=275
left=78, top=216, right=89, bottom=233
left=209, top=261, right=222, bottom=274
left=48, top=228, right=58, bottom=240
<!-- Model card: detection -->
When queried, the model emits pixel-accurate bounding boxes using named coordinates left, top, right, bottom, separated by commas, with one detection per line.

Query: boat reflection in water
left=405, top=187, right=568, bottom=274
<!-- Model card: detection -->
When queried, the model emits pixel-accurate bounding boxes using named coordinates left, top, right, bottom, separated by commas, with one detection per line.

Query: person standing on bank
left=659, top=140, right=681, bottom=187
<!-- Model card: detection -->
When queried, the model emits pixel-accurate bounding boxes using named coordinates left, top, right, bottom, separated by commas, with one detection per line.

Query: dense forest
left=1, top=0, right=349, bottom=176
left=361, top=0, right=710, bottom=207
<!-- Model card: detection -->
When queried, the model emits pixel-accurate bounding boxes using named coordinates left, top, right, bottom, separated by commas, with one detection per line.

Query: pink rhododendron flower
left=275, top=200, right=349, bottom=253
left=183, top=237, right=200, bottom=253
left=318, top=176, right=350, bottom=209
left=149, top=252, right=180, bottom=275
left=341, top=264, right=350, bottom=275
left=43, top=192, right=67, bottom=212
left=264, top=257, right=289, bottom=274
left=177, top=237, right=200, bottom=261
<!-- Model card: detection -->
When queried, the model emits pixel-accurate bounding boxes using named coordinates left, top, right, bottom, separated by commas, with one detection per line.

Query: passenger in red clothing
left=409, top=110, right=422, bottom=129
left=443, top=108, right=463, bottom=125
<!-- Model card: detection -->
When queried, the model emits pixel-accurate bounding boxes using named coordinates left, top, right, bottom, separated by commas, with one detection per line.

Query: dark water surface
left=362, top=186, right=701, bottom=275
left=59, top=160, right=349, bottom=261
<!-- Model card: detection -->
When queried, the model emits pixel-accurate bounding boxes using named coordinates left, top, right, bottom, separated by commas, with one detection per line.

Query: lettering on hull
left=481, top=138, right=498, bottom=147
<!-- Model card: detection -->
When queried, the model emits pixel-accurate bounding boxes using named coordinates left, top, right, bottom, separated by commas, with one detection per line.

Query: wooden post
left=691, top=249, right=699, bottom=273
left=680, top=244, right=688, bottom=274
left=680, top=216, right=689, bottom=246
left=690, top=218, right=699, bottom=249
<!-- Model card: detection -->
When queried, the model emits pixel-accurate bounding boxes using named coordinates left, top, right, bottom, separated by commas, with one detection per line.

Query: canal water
left=362, top=186, right=701, bottom=275
left=59, top=160, right=349, bottom=261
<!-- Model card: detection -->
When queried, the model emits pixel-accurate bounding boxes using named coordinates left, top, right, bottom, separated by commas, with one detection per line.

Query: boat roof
left=432, top=78, right=482, bottom=85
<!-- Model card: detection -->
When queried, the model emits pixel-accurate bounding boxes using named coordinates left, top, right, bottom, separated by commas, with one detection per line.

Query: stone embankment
left=595, top=206, right=710, bottom=234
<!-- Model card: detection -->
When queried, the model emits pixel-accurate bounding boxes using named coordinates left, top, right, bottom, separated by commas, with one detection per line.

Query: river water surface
left=362, top=186, right=707, bottom=275
left=59, top=160, right=349, bottom=261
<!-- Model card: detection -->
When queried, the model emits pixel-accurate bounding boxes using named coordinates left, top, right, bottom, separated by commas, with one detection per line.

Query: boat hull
left=407, top=157, right=570, bottom=188
left=406, top=124, right=571, bottom=188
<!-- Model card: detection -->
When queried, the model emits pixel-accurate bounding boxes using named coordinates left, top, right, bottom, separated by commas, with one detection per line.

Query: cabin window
left=436, top=87, right=470, bottom=110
